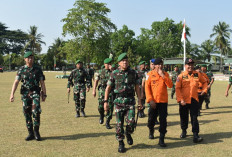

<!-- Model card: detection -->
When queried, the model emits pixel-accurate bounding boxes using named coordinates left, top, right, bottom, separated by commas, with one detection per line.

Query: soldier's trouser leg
left=190, top=98, right=200, bottom=133
left=179, top=103, right=189, bottom=131
left=125, top=105, right=135, bottom=135
left=22, top=98, right=33, bottom=130
left=74, top=93, right=81, bottom=112
left=171, top=85, right=175, bottom=98
left=198, top=94, right=205, bottom=110
left=147, top=107, right=157, bottom=129
left=205, top=89, right=211, bottom=107
left=106, top=101, right=114, bottom=120
left=157, top=103, right=167, bottom=134
left=98, top=101, right=104, bottom=115
left=80, top=88, right=86, bottom=111
left=32, top=96, right=41, bottom=127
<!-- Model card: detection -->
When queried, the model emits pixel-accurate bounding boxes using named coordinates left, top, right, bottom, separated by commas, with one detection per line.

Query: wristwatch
left=103, top=100, right=108, bottom=103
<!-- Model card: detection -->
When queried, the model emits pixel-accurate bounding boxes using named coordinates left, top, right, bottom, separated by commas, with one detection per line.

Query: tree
left=24, top=25, right=46, bottom=54
left=210, top=21, right=232, bottom=71
left=62, top=0, right=116, bottom=64
left=201, top=39, right=216, bottom=62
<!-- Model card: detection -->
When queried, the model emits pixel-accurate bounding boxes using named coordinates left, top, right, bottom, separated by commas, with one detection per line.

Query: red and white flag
left=181, top=19, right=186, bottom=42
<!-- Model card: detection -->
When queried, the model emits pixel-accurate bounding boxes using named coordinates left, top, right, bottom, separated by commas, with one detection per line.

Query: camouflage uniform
left=67, top=68, right=91, bottom=114
left=86, top=67, right=94, bottom=88
left=16, top=64, right=45, bottom=130
left=170, top=70, right=180, bottom=98
left=137, top=69, right=146, bottom=117
left=107, top=67, right=139, bottom=141
left=204, top=71, right=214, bottom=105
left=95, top=68, right=114, bottom=122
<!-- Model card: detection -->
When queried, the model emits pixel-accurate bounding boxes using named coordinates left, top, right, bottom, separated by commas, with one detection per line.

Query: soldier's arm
left=135, top=84, right=142, bottom=107
left=225, top=84, right=231, bottom=97
left=104, top=85, right=112, bottom=111
left=175, top=75, right=185, bottom=104
left=93, top=79, right=99, bottom=97
left=163, top=72, right=173, bottom=88
left=199, top=73, right=208, bottom=95
left=10, top=80, right=20, bottom=102
left=67, top=71, right=74, bottom=93
left=40, top=80, right=47, bottom=102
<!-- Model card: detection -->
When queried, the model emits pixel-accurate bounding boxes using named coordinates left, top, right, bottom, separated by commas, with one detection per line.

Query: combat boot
left=158, top=133, right=166, bottom=147
left=99, top=113, right=104, bottom=124
left=81, top=109, right=86, bottom=117
left=25, top=127, right=34, bottom=141
left=149, top=128, right=154, bottom=139
left=193, top=132, right=203, bottom=143
left=34, top=126, right=41, bottom=141
left=118, top=140, right=125, bottom=153
left=125, top=132, right=133, bottom=145
left=76, top=111, right=80, bottom=118
left=105, top=119, right=112, bottom=129
left=206, top=103, right=209, bottom=109
left=180, top=130, right=187, bottom=138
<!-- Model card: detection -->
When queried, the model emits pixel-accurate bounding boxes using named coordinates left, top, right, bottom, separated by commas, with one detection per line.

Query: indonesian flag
left=181, top=19, right=186, bottom=42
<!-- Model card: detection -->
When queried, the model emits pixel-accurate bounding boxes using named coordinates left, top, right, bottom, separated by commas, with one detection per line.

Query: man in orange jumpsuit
left=176, top=58, right=207, bottom=143
left=145, top=58, right=173, bottom=147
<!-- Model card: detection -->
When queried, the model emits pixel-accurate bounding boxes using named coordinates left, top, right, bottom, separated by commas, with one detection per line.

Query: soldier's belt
left=115, top=93, right=134, bottom=98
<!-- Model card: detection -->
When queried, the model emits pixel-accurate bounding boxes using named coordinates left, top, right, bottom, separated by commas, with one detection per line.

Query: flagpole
left=182, top=18, right=186, bottom=71
left=183, top=36, right=186, bottom=71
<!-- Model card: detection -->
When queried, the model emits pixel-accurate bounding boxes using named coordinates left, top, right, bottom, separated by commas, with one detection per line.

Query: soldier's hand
left=225, top=91, right=229, bottom=97
left=86, top=88, right=90, bottom=92
left=180, top=100, right=186, bottom=106
left=67, top=88, right=70, bottom=93
left=42, top=95, right=46, bottom=102
left=92, top=90, right=96, bottom=97
left=104, top=102, right=109, bottom=111
left=10, top=95, right=14, bottom=102
left=158, top=67, right=164, bottom=78
left=150, top=100, right=157, bottom=109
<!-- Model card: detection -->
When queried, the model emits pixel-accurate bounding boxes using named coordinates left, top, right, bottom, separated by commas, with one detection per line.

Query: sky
left=1, top=0, right=232, bottom=54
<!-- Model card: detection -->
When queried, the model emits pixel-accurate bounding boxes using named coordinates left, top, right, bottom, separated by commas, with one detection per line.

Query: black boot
left=149, top=128, right=154, bottom=139
left=34, top=126, right=41, bottom=141
left=138, top=110, right=142, bottom=118
left=81, top=109, right=86, bottom=117
left=105, top=119, right=112, bottom=129
left=158, top=133, right=166, bottom=147
left=118, top=141, right=125, bottom=153
left=99, top=113, right=104, bottom=124
left=180, top=130, right=187, bottom=138
left=206, top=103, right=209, bottom=109
left=76, top=111, right=80, bottom=118
left=25, top=127, right=34, bottom=141
left=126, top=132, right=133, bottom=145
left=193, top=132, right=203, bottom=143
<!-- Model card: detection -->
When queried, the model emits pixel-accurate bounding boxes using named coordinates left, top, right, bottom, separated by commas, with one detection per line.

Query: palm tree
left=201, top=39, right=216, bottom=62
left=25, top=25, right=46, bottom=53
left=210, top=21, right=232, bottom=72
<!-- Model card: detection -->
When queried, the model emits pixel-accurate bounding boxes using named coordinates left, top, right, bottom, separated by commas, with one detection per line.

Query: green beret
left=174, top=65, right=178, bottom=68
left=111, top=64, right=116, bottom=68
left=104, top=58, right=112, bottom=64
left=201, top=64, right=207, bottom=68
left=75, top=60, right=82, bottom=64
left=24, top=51, right=33, bottom=58
left=117, top=53, right=128, bottom=62
left=139, top=61, right=145, bottom=65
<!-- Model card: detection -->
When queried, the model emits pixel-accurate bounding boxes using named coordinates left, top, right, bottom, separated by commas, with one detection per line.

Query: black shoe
left=180, top=130, right=187, bottom=138
left=99, top=114, right=104, bottom=124
left=158, top=134, right=166, bottom=147
left=149, top=128, right=154, bottom=139
left=25, top=127, right=34, bottom=141
left=76, top=111, right=80, bottom=118
left=81, top=110, right=86, bottom=117
left=34, top=126, right=41, bottom=141
left=126, top=133, right=133, bottom=145
left=138, top=111, right=142, bottom=118
left=118, top=141, right=125, bottom=153
left=106, top=119, right=112, bottom=129
left=193, top=133, right=203, bottom=143
left=206, top=104, right=209, bottom=109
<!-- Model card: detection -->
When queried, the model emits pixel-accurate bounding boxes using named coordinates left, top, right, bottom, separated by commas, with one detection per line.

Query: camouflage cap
left=104, top=58, right=112, bottom=64
left=24, top=51, right=33, bottom=58
left=117, top=53, right=128, bottom=62
left=139, top=61, right=145, bottom=65
left=75, top=60, right=82, bottom=64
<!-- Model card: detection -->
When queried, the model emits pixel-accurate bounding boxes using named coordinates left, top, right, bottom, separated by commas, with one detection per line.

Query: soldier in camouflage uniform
left=86, top=63, right=94, bottom=88
left=170, top=65, right=180, bottom=99
left=104, top=53, right=142, bottom=153
left=10, top=51, right=46, bottom=141
left=93, top=58, right=113, bottom=129
left=137, top=61, right=146, bottom=118
left=202, top=65, right=214, bottom=109
left=67, top=60, right=91, bottom=117
left=225, top=74, right=232, bottom=97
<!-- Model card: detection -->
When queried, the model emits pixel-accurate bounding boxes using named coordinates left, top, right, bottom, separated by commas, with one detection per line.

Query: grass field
left=1, top=72, right=232, bottom=157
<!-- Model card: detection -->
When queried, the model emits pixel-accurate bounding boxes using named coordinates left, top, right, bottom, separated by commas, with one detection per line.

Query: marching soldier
left=86, top=63, right=95, bottom=88
left=225, top=74, right=232, bottom=97
left=170, top=65, right=180, bottom=99
left=176, top=58, right=207, bottom=143
left=104, top=53, right=142, bottom=153
left=145, top=58, right=173, bottom=147
left=67, top=60, right=91, bottom=117
left=93, top=58, right=113, bottom=129
left=137, top=61, right=146, bottom=118
left=10, top=51, right=46, bottom=141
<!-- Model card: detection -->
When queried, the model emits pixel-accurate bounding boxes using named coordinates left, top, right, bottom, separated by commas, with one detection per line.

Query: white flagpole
left=183, top=19, right=186, bottom=71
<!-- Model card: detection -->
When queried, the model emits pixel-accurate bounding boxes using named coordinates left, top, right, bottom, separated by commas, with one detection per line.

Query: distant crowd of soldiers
left=10, top=51, right=232, bottom=153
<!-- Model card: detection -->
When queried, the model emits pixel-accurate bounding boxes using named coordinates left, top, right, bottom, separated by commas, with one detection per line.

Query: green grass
left=1, top=72, right=232, bottom=157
